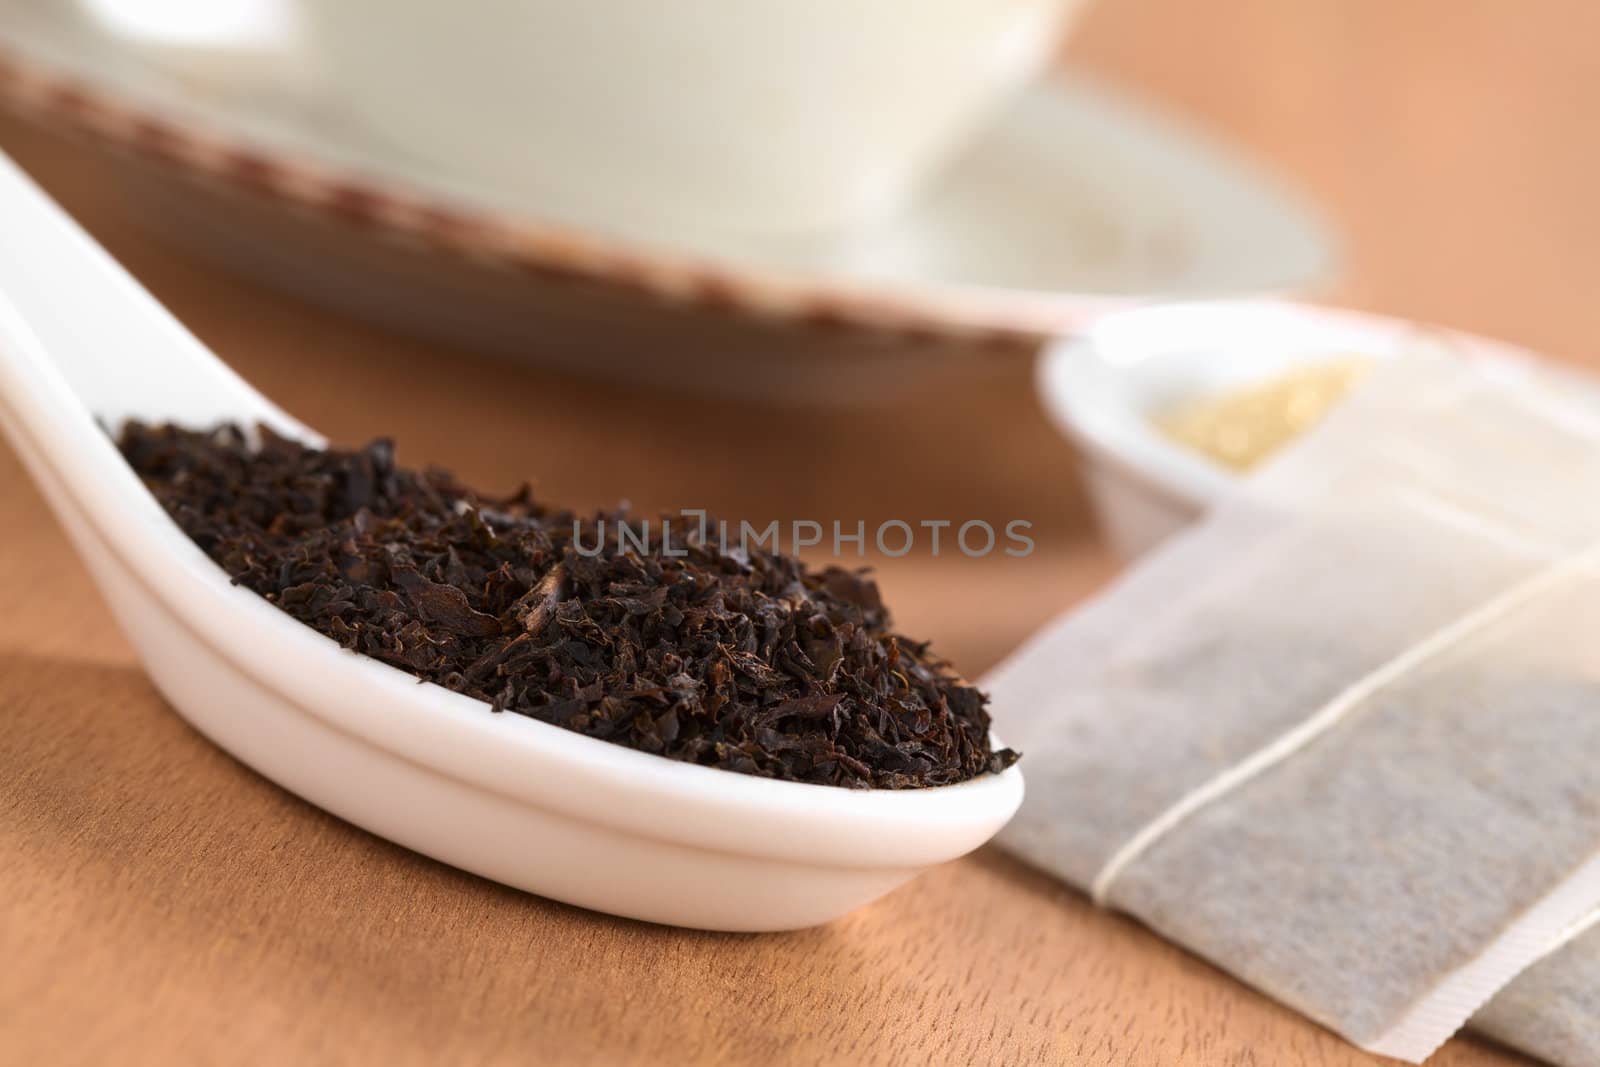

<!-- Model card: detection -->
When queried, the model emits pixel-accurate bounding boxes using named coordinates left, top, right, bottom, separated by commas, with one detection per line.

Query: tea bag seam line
left=1089, top=538, right=1600, bottom=907
left=1393, top=485, right=1568, bottom=560
left=1546, top=898, right=1600, bottom=959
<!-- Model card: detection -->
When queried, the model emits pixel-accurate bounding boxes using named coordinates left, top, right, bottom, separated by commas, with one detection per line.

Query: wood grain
left=7, top=1, right=1598, bottom=1063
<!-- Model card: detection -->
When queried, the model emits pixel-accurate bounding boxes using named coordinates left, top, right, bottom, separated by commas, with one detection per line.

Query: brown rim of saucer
left=0, top=42, right=1114, bottom=349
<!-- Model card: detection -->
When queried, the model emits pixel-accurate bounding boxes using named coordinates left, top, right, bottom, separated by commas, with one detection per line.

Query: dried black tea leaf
left=117, top=423, right=1018, bottom=789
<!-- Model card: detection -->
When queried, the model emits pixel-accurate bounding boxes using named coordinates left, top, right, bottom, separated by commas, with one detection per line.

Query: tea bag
left=989, top=351, right=1600, bottom=1063
left=1475, top=916, right=1600, bottom=1067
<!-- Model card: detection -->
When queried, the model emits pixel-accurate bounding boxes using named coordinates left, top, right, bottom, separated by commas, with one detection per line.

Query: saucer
left=0, top=1, right=1338, bottom=400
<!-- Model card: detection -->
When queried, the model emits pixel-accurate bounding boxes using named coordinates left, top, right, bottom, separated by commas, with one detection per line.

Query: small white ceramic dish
left=0, top=0, right=1336, bottom=400
left=1036, top=301, right=1549, bottom=558
left=0, top=148, right=1024, bottom=932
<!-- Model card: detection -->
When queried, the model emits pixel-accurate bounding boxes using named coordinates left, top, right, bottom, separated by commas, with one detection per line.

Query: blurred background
left=4, top=5, right=1598, bottom=1066
left=2, top=0, right=1598, bottom=675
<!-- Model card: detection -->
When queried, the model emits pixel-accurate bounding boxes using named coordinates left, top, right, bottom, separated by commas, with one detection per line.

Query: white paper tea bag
left=1476, top=916, right=1600, bottom=1066
left=989, top=351, right=1600, bottom=1063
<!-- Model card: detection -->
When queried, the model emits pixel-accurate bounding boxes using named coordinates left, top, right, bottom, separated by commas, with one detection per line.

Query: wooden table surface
left=5, top=2, right=1598, bottom=1064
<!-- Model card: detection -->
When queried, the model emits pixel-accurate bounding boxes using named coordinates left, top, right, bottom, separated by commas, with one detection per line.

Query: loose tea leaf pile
left=117, top=423, right=1016, bottom=789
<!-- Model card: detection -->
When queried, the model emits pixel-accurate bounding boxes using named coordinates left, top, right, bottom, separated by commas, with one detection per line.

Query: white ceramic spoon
left=0, top=149, right=1024, bottom=932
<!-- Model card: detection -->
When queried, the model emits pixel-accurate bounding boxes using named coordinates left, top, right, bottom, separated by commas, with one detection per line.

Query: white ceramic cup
left=297, top=0, right=1080, bottom=236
